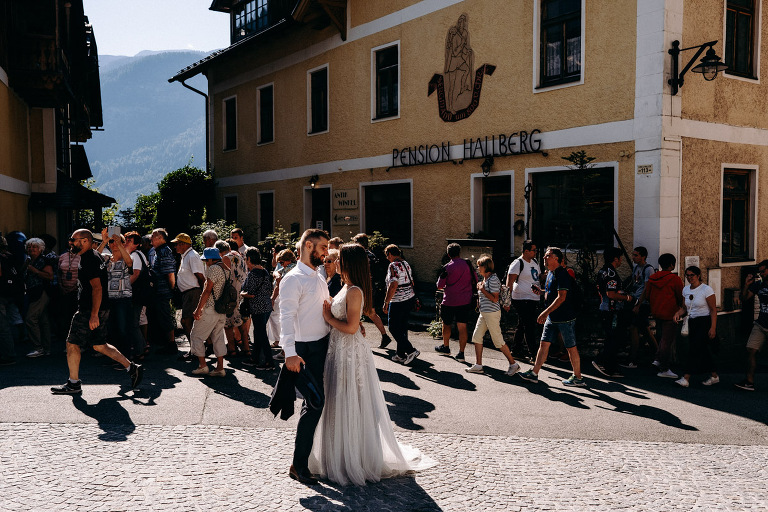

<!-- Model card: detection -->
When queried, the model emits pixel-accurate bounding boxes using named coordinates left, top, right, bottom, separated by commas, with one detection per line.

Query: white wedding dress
left=308, top=285, right=436, bottom=486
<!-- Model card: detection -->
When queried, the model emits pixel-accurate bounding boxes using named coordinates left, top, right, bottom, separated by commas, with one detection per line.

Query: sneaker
left=657, top=369, right=679, bottom=379
left=191, top=366, right=210, bottom=376
left=505, top=362, right=521, bottom=376
left=465, top=364, right=484, bottom=374
left=51, top=380, right=82, bottom=394
left=519, top=369, right=538, bottom=383
left=454, top=351, right=465, bottom=362
left=619, top=362, right=638, bottom=369
left=403, top=349, right=420, bottom=365
left=273, top=352, right=286, bottom=363
left=129, top=362, right=144, bottom=388
left=26, top=349, right=45, bottom=358
left=591, top=360, right=610, bottom=377
left=391, top=354, right=406, bottom=363
left=734, top=380, right=755, bottom=391
left=674, top=377, right=689, bottom=388
left=702, top=376, right=720, bottom=386
left=209, top=368, right=226, bottom=377
left=178, top=352, right=195, bottom=361
left=254, top=363, right=277, bottom=371
left=379, top=334, right=392, bottom=349
left=651, top=360, right=661, bottom=368
left=434, top=344, right=450, bottom=354
left=562, top=374, right=586, bottom=387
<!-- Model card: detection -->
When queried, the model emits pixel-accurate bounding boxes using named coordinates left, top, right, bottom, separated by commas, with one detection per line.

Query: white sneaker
left=191, top=366, right=210, bottom=376
left=465, top=364, right=484, bottom=374
left=209, top=368, right=226, bottom=377
left=674, top=377, right=689, bottom=388
left=651, top=360, right=661, bottom=368
left=26, top=349, right=45, bottom=358
left=403, top=350, right=420, bottom=365
left=391, top=354, right=406, bottom=363
left=702, top=376, right=720, bottom=386
left=506, top=362, right=521, bottom=376
left=657, top=369, right=679, bottom=379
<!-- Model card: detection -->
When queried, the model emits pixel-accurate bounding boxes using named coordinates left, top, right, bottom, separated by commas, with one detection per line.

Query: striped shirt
left=478, top=274, right=501, bottom=313
left=385, top=260, right=416, bottom=303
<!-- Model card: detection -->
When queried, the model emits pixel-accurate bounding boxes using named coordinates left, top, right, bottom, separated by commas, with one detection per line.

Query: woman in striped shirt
left=466, top=255, right=520, bottom=376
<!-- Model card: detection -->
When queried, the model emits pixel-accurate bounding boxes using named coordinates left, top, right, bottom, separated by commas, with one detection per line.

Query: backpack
left=213, top=264, right=238, bottom=316
left=0, top=253, right=24, bottom=300
left=131, top=251, right=155, bottom=306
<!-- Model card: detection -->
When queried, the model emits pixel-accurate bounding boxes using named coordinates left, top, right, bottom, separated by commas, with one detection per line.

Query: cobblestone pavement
left=1, top=422, right=767, bottom=512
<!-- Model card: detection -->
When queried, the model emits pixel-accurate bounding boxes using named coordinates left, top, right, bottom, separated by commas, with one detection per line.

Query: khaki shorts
left=746, top=322, right=768, bottom=351
left=181, top=288, right=202, bottom=320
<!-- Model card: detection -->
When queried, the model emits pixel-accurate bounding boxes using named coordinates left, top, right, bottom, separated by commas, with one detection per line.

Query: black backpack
left=131, top=251, right=155, bottom=306
left=0, top=253, right=23, bottom=300
left=213, top=264, right=238, bottom=316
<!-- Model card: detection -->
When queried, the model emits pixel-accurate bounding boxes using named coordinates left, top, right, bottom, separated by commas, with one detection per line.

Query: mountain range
left=87, top=50, right=210, bottom=209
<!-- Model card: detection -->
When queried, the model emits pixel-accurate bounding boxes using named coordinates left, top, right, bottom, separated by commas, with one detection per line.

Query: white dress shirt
left=280, top=260, right=330, bottom=358
left=177, top=248, right=205, bottom=292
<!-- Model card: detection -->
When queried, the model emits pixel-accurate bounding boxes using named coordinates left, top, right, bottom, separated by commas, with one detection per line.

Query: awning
left=70, top=145, right=92, bottom=181
left=28, top=172, right=115, bottom=209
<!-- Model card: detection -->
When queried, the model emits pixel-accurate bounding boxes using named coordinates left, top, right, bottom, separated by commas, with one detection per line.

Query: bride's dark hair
left=339, top=243, right=374, bottom=316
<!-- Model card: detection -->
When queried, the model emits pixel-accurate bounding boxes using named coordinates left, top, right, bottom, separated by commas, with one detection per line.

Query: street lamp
left=309, top=174, right=319, bottom=188
left=668, top=40, right=728, bottom=95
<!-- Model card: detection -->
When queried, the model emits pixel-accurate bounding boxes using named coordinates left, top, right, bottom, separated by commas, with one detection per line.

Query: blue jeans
left=541, top=318, right=577, bottom=348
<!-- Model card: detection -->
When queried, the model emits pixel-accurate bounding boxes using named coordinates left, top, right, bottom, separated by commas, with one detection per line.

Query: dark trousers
left=598, top=311, right=626, bottom=373
left=510, top=299, right=540, bottom=355
left=389, top=298, right=415, bottom=357
left=252, top=312, right=273, bottom=364
left=685, top=316, right=717, bottom=375
left=293, top=336, right=329, bottom=471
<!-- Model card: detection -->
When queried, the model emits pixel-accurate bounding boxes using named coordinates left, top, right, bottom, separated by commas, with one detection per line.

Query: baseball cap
left=172, top=233, right=192, bottom=245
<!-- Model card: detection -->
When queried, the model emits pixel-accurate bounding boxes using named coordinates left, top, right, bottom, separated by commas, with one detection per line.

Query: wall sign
left=428, top=14, right=495, bottom=122
left=333, top=213, right=359, bottom=225
left=637, top=164, right=653, bottom=175
left=391, top=130, right=543, bottom=169
left=333, top=189, right=358, bottom=209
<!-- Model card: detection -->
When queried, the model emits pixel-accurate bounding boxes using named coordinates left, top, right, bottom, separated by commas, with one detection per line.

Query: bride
left=308, top=243, right=436, bottom=486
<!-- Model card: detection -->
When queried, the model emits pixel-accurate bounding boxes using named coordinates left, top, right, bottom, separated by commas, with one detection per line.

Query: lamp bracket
left=668, top=40, right=719, bottom=95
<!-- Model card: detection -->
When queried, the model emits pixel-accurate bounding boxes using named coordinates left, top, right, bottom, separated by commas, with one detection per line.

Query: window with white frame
left=257, top=84, right=274, bottom=144
left=372, top=43, right=399, bottom=120
left=536, top=0, right=583, bottom=88
left=530, top=166, right=614, bottom=249
left=722, top=168, right=756, bottom=262
left=362, top=181, right=411, bottom=246
left=725, top=0, right=759, bottom=79
left=223, top=96, right=237, bottom=151
left=308, top=65, right=328, bottom=134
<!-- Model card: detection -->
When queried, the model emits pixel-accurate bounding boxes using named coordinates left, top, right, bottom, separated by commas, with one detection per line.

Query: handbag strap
left=402, top=261, right=416, bottom=291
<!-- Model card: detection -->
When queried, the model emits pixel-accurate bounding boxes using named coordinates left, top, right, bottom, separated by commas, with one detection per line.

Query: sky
left=83, top=0, right=231, bottom=56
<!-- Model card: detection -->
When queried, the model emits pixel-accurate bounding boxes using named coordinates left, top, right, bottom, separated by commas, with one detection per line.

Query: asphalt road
left=1, top=326, right=766, bottom=447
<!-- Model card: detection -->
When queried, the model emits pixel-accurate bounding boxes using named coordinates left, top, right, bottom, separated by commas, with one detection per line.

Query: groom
left=281, top=229, right=330, bottom=485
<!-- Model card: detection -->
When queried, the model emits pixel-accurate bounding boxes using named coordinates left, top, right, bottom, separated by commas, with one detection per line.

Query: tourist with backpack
left=506, top=240, right=541, bottom=360
left=189, top=247, right=230, bottom=377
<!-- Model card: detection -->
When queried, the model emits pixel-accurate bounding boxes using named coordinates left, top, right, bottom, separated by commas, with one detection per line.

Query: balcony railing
left=231, top=0, right=293, bottom=43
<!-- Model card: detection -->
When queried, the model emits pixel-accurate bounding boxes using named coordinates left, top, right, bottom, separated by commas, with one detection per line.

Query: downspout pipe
left=179, top=79, right=210, bottom=173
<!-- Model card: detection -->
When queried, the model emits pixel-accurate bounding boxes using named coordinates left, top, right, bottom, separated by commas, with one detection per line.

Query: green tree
left=155, top=162, right=213, bottom=236
left=74, top=178, right=119, bottom=230
left=191, top=219, right=239, bottom=252
left=132, top=192, right=160, bottom=234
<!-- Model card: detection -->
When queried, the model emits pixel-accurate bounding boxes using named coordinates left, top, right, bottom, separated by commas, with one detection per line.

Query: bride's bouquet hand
left=322, top=299, right=333, bottom=322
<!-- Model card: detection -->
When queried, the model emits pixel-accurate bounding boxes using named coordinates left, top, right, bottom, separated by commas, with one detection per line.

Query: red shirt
left=646, top=270, right=684, bottom=320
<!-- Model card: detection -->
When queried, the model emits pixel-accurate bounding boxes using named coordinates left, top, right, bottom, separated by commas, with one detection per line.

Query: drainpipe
left=179, top=79, right=210, bottom=173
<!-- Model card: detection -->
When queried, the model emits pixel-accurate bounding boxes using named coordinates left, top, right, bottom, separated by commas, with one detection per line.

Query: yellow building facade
left=173, top=0, right=768, bottom=303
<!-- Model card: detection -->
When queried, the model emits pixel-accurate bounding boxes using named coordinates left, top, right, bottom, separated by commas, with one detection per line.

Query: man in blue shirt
left=148, top=228, right=177, bottom=355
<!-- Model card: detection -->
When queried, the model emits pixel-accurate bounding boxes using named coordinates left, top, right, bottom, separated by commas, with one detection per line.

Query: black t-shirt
left=78, top=249, right=109, bottom=312
left=597, top=264, right=623, bottom=312
left=545, top=266, right=576, bottom=322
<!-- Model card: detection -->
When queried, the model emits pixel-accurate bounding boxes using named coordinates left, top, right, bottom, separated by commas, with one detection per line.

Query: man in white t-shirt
left=506, top=240, right=541, bottom=359
left=173, top=233, right=206, bottom=344
left=231, top=228, right=249, bottom=257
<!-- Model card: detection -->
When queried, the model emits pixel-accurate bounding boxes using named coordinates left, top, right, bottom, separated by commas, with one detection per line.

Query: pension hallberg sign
left=391, top=129, right=543, bottom=169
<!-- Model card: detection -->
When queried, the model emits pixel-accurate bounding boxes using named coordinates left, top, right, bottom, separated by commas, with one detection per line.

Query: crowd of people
left=433, top=240, right=763, bottom=392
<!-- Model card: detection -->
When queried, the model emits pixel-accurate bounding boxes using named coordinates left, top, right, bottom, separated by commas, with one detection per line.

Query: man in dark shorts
left=51, top=229, right=143, bottom=395
left=435, top=243, right=475, bottom=362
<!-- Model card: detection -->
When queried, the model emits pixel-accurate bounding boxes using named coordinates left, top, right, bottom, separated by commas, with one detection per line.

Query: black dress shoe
left=379, top=334, right=392, bottom=349
left=289, top=465, right=318, bottom=485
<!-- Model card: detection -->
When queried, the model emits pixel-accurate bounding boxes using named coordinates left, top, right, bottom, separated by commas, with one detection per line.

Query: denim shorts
left=541, top=318, right=577, bottom=348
